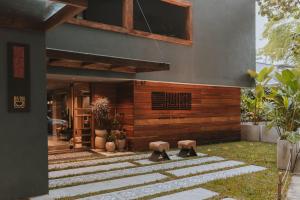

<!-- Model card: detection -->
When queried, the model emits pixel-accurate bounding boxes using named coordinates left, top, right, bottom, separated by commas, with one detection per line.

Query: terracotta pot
left=95, top=129, right=107, bottom=137
left=95, top=130, right=107, bottom=150
left=74, top=136, right=82, bottom=149
left=116, top=139, right=126, bottom=152
left=106, top=142, right=116, bottom=152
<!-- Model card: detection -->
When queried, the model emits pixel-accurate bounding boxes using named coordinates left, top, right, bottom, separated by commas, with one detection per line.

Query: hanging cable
left=135, top=0, right=165, bottom=62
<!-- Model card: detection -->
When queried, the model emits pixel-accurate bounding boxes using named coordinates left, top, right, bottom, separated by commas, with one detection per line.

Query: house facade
left=0, top=0, right=255, bottom=199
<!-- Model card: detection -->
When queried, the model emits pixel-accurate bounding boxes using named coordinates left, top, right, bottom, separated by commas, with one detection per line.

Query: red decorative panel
left=12, top=46, right=25, bottom=79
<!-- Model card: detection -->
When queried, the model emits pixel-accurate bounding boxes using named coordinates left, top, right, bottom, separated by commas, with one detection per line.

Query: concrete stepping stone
left=152, top=188, right=218, bottom=200
left=167, top=161, right=244, bottom=177
left=49, top=150, right=180, bottom=170
left=49, top=173, right=167, bottom=199
left=49, top=156, right=223, bottom=188
left=79, top=165, right=266, bottom=200
left=48, top=152, right=95, bottom=161
left=49, top=162, right=136, bottom=179
left=287, top=175, right=300, bottom=200
left=222, top=198, right=236, bottom=200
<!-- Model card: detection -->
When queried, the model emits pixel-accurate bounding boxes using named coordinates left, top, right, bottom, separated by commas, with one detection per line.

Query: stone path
left=49, top=150, right=180, bottom=170
left=45, top=150, right=268, bottom=200
left=49, top=156, right=224, bottom=188
left=287, top=175, right=300, bottom=200
left=167, top=160, right=244, bottom=177
left=49, top=162, right=136, bottom=179
left=49, top=173, right=167, bottom=199
left=151, top=188, right=218, bottom=200
left=78, top=165, right=266, bottom=200
left=48, top=151, right=95, bottom=161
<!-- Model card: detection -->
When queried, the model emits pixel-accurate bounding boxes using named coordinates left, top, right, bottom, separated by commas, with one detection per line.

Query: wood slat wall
left=128, top=80, right=241, bottom=151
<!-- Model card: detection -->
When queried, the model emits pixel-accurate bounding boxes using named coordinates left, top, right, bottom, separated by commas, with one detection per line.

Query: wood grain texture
left=128, top=81, right=241, bottom=151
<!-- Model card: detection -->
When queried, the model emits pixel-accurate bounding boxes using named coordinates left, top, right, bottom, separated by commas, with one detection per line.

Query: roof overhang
left=47, top=48, right=170, bottom=74
left=0, top=0, right=87, bottom=31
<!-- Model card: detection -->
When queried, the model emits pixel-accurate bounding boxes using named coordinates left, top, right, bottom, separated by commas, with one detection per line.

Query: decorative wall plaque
left=7, top=43, right=30, bottom=112
left=152, top=92, right=192, bottom=110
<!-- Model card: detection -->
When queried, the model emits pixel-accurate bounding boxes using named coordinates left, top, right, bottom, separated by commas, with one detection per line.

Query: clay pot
left=95, top=130, right=107, bottom=150
left=74, top=136, right=82, bottom=149
left=95, top=129, right=107, bottom=137
left=106, top=142, right=116, bottom=152
left=116, top=139, right=126, bottom=152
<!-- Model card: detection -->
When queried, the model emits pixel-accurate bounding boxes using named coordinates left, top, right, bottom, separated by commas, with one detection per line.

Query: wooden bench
left=178, top=140, right=197, bottom=157
left=149, top=141, right=170, bottom=161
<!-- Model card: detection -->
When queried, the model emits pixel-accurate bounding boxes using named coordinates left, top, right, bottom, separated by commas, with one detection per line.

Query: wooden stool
left=178, top=140, right=197, bottom=157
left=149, top=141, right=170, bottom=161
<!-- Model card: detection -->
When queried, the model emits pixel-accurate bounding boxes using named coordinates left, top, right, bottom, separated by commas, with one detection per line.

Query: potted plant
left=266, top=68, right=300, bottom=170
left=92, top=97, right=110, bottom=151
left=241, top=66, right=274, bottom=141
left=105, top=130, right=116, bottom=152
left=116, top=129, right=127, bottom=152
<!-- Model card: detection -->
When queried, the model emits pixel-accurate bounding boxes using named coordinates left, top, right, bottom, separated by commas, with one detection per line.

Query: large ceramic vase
left=95, top=130, right=107, bottom=151
left=116, top=139, right=126, bottom=152
left=106, top=142, right=116, bottom=152
left=277, top=139, right=292, bottom=170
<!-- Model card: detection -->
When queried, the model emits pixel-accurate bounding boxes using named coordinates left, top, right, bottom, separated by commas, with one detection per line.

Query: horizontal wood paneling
left=116, top=82, right=134, bottom=136
left=129, top=80, right=241, bottom=151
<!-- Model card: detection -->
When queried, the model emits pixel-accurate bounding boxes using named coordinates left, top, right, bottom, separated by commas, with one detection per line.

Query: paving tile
left=49, top=162, right=136, bottom=179
left=49, top=156, right=223, bottom=188
left=79, top=165, right=266, bottom=200
left=222, top=198, right=236, bottom=200
left=151, top=188, right=218, bottom=200
left=48, top=152, right=95, bottom=161
left=49, top=150, right=180, bottom=170
left=49, top=173, right=167, bottom=199
left=167, top=161, right=244, bottom=177
left=287, top=175, right=300, bottom=200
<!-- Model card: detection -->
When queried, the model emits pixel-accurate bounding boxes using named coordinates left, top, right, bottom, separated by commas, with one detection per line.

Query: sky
left=256, top=4, right=268, bottom=63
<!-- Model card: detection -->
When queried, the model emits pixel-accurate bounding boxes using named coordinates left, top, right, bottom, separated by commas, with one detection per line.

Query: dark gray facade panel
left=0, top=28, right=48, bottom=199
left=46, top=0, right=255, bottom=87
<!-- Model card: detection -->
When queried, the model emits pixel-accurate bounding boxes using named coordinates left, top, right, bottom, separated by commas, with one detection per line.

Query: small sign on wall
left=7, top=43, right=30, bottom=112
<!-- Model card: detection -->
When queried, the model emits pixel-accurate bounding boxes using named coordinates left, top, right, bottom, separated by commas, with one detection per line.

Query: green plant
left=92, top=98, right=111, bottom=129
left=106, top=131, right=116, bottom=142
left=241, top=88, right=270, bottom=123
left=246, top=66, right=274, bottom=124
left=116, top=130, right=127, bottom=140
left=266, top=68, right=300, bottom=140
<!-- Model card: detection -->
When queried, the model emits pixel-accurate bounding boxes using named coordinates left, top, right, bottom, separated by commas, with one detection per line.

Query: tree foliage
left=259, top=19, right=300, bottom=65
left=257, top=0, right=300, bottom=66
left=257, top=0, right=300, bottom=20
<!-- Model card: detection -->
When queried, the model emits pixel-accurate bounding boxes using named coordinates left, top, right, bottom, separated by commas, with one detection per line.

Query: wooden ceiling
left=47, top=48, right=170, bottom=74
left=0, top=0, right=87, bottom=31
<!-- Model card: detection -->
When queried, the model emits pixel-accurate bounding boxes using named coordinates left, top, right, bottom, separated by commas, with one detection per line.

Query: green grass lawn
left=197, top=141, right=278, bottom=200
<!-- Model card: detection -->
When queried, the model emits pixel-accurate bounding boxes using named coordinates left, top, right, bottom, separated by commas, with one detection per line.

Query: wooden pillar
left=123, top=0, right=134, bottom=30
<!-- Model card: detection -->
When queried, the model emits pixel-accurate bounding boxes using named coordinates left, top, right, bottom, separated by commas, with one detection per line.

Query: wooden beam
left=122, top=0, right=133, bottom=30
left=50, top=0, right=88, bottom=8
left=45, top=5, right=86, bottom=30
left=47, top=48, right=170, bottom=70
left=47, top=48, right=170, bottom=73
left=160, top=0, right=192, bottom=7
left=67, top=18, right=192, bottom=46
left=185, top=6, right=192, bottom=40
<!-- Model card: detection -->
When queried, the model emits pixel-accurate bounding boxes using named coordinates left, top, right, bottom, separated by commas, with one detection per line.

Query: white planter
left=261, top=126, right=280, bottom=144
left=241, top=122, right=263, bottom=142
left=241, top=122, right=280, bottom=143
left=106, top=142, right=116, bottom=152
left=95, top=130, right=107, bottom=150
left=277, top=139, right=299, bottom=171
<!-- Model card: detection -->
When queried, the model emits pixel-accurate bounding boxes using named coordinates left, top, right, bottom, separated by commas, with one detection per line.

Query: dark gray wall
left=47, top=0, right=255, bottom=87
left=0, top=28, right=48, bottom=199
